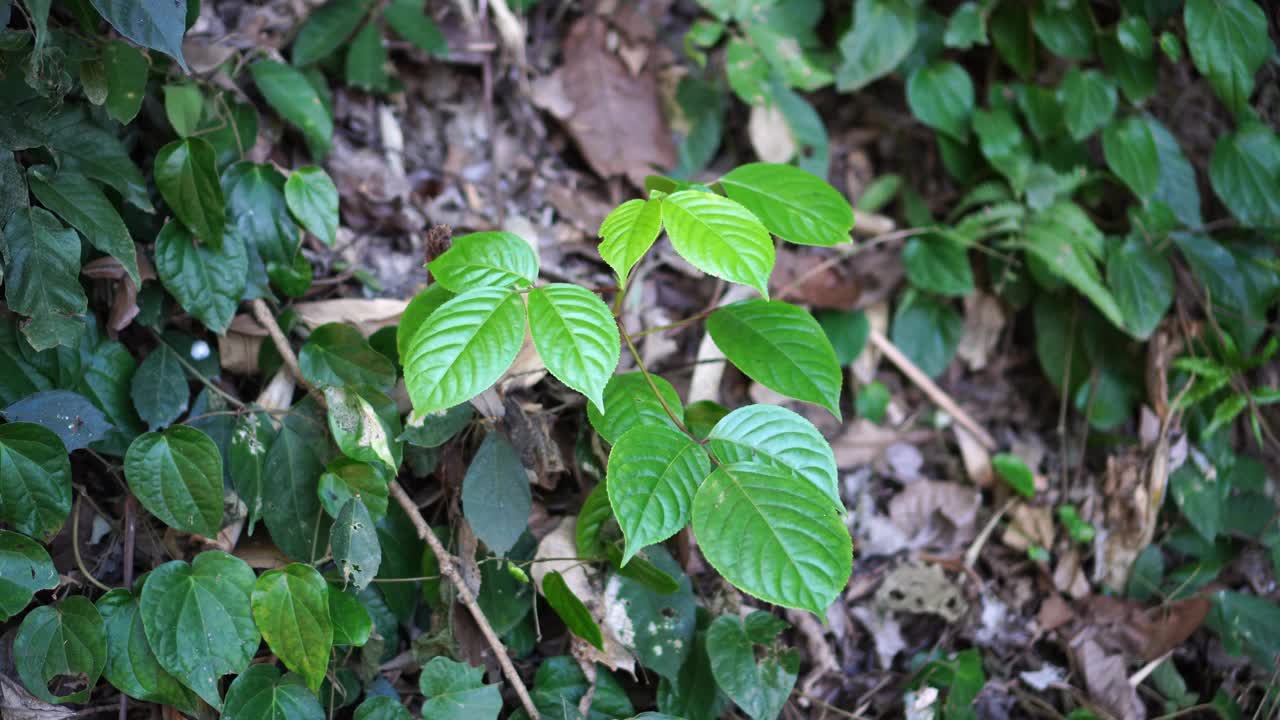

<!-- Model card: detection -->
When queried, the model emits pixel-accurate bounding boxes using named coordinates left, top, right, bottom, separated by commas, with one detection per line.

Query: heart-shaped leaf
left=1184, top=0, right=1269, bottom=115
left=97, top=589, right=201, bottom=713
left=607, top=425, right=710, bottom=564
left=1103, top=115, right=1159, bottom=199
left=14, top=595, right=107, bottom=704
left=0, top=530, right=57, bottom=621
left=125, top=426, right=223, bottom=537
left=224, top=162, right=298, bottom=263
left=693, top=462, right=851, bottom=613
left=906, top=61, right=975, bottom=142
left=154, top=220, right=248, bottom=334
left=661, top=190, right=774, bottom=296
left=222, top=664, right=326, bottom=720
left=354, top=696, right=412, bottom=719
left=130, top=344, right=189, bottom=430
left=707, top=300, right=843, bottom=418
left=284, top=166, right=339, bottom=247
left=419, top=656, right=502, bottom=720
left=103, top=40, right=148, bottom=124
left=428, top=231, right=539, bottom=292
left=527, top=284, right=620, bottom=413
left=705, top=612, right=798, bottom=720
left=403, top=288, right=527, bottom=415
left=0, top=422, right=72, bottom=541
left=253, top=563, right=333, bottom=691
left=706, top=405, right=839, bottom=507
left=2, top=389, right=112, bottom=452
left=328, top=584, right=372, bottom=647
left=140, top=551, right=260, bottom=709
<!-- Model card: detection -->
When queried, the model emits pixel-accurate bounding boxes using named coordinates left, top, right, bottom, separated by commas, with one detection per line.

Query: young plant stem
left=618, top=321, right=695, bottom=440
left=150, top=330, right=246, bottom=410
left=250, top=298, right=540, bottom=719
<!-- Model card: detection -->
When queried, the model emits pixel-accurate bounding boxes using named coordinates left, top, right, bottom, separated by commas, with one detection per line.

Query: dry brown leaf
left=1038, top=594, right=1074, bottom=631
left=831, top=419, right=931, bottom=469
left=955, top=292, right=1006, bottom=371
left=748, top=103, right=797, bottom=163
left=850, top=606, right=906, bottom=670
left=292, top=299, right=407, bottom=336
left=0, top=674, right=74, bottom=720
left=953, top=424, right=993, bottom=487
left=1002, top=503, right=1054, bottom=552
left=555, top=17, right=676, bottom=188
left=1077, top=639, right=1145, bottom=720
left=887, top=480, right=981, bottom=552
left=771, top=248, right=861, bottom=310
left=1053, top=550, right=1091, bottom=599
left=1101, top=449, right=1156, bottom=592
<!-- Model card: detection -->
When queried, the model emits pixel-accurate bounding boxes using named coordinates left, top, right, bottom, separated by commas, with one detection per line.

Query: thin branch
left=619, top=321, right=695, bottom=439
left=251, top=298, right=539, bottom=718
left=72, top=495, right=111, bottom=593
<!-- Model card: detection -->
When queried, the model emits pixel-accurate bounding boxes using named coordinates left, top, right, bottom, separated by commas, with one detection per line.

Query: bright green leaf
left=992, top=453, right=1035, bottom=498
left=588, top=372, right=685, bottom=444
left=599, top=198, right=663, bottom=283
left=0, top=422, right=72, bottom=541
left=154, top=220, right=248, bottom=334
left=318, top=458, right=389, bottom=520
left=141, top=551, right=260, bottom=709
left=718, top=163, right=854, bottom=247
left=155, top=137, right=225, bottom=248
left=403, top=288, right=527, bottom=415
left=284, top=166, right=339, bottom=247
left=693, top=461, right=851, bottom=614
left=163, top=83, right=203, bottom=137
left=222, top=664, right=326, bottom=720
left=661, top=190, right=773, bottom=296
left=527, top=284, right=620, bottom=413
left=324, top=386, right=400, bottom=470
left=328, top=584, right=372, bottom=647
left=607, top=424, right=711, bottom=564
left=944, top=2, right=987, bottom=49
left=428, top=232, right=539, bottom=292
left=253, top=563, right=333, bottom=691
left=0, top=530, right=57, bottom=621
left=397, top=283, right=455, bottom=363
left=541, top=571, right=604, bottom=650
left=706, top=404, right=838, bottom=506
left=855, top=380, right=890, bottom=423
left=14, top=596, right=107, bottom=704
left=707, top=299, right=843, bottom=418
left=972, top=107, right=1031, bottom=190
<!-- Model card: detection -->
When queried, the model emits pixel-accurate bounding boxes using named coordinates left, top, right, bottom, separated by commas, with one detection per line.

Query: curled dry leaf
left=292, top=298, right=407, bottom=336
left=1001, top=503, right=1054, bottom=552
left=1101, top=449, right=1158, bottom=592
left=552, top=16, right=676, bottom=188
left=955, top=292, right=1005, bottom=371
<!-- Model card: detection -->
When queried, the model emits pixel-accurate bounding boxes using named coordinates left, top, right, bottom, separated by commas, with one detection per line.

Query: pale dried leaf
left=748, top=103, right=797, bottom=164
left=293, top=299, right=407, bottom=336
left=1077, top=639, right=1145, bottom=720
left=953, top=424, right=993, bottom=487
left=850, top=606, right=906, bottom=669
left=0, top=674, right=74, bottom=720
left=955, top=292, right=1005, bottom=371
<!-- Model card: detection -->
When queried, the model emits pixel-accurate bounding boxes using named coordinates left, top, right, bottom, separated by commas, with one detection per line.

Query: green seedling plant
left=400, top=162, right=858, bottom=615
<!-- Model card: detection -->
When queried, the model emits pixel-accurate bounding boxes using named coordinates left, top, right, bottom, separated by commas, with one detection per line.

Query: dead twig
left=250, top=298, right=540, bottom=719
left=867, top=329, right=997, bottom=450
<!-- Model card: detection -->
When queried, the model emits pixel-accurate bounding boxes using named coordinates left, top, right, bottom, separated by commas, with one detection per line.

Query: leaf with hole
left=661, top=190, right=773, bottom=296
left=1, top=207, right=87, bottom=351
left=0, top=422, right=72, bottom=541
left=693, top=461, right=851, bottom=613
left=707, top=299, right=843, bottom=418
left=324, top=386, right=401, bottom=471
left=599, top=198, right=663, bottom=283
left=541, top=570, right=604, bottom=650
left=403, top=288, right=527, bottom=415
left=462, top=431, right=531, bottom=557
left=0, top=530, right=57, bottom=621
left=607, top=424, right=710, bottom=564
left=718, top=163, right=854, bottom=247
left=613, top=546, right=697, bottom=681
left=706, top=612, right=798, bottom=720
left=88, top=0, right=188, bottom=70
left=14, top=595, right=107, bottom=704
left=419, top=656, right=502, bottom=720
left=140, top=551, right=259, bottom=709
left=300, top=323, right=397, bottom=391
left=706, top=404, right=838, bottom=507
left=125, top=426, right=223, bottom=537
left=154, top=220, right=248, bottom=334
left=587, top=372, right=685, bottom=445
left=528, top=284, right=620, bottom=413
left=222, top=664, right=326, bottom=720
left=130, top=344, right=189, bottom=430
left=318, top=458, right=389, bottom=520
left=332, top=498, right=381, bottom=590
left=26, top=165, right=140, bottom=284
left=428, top=232, right=539, bottom=293
left=96, top=589, right=201, bottom=713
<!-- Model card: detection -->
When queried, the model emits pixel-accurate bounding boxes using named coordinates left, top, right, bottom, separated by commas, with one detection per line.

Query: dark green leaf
left=1023, top=203, right=1124, bottom=329
left=251, top=61, right=334, bottom=157
left=27, top=165, right=140, bottom=284
left=419, top=656, right=502, bottom=720
left=0, top=530, right=57, bottom=621
left=154, top=221, right=248, bottom=334
left=903, top=234, right=973, bottom=296
left=1103, top=115, right=1160, bottom=199
left=292, top=0, right=369, bottom=66
left=2, top=389, right=110, bottom=452
left=990, top=1, right=1033, bottom=78
left=706, top=613, right=798, bottom=720
left=97, top=588, right=201, bottom=713
left=1148, top=118, right=1202, bottom=228
left=1059, top=69, right=1117, bottom=141
left=1184, top=0, right=1269, bottom=115
left=88, top=0, right=188, bottom=71
left=46, top=110, right=152, bottom=211
left=1107, top=235, right=1172, bottom=340
left=462, top=431, right=531, bottom=556
left=332, top=498, right=381, bottom=590
left=222, top=664, right=326, bottom=720
left=263, top=399, right=333, bottom=562
left=155, top=138, right=225, bottom=248
left=284, top=166, right=339, bottom=247
left=613, top=546, right=697, bottom=680
left=78, top=338, right=144, bottom=455
left=355, top=696, right=412, bottom=720
left=906, top=61, right=974, bottom=141
left=319, top=458, right=389, bottom=520
left=374, top=501, right=422, bottom=622
left=14, top=595, right=107, bottom=704
left=542, top=570, right=604, bottom=650
left=124, top=426, right=223, bottom=537
left=253, top=563, right=333, bottom=691
left=141, top=551, right=260, bottom=709
left=891, top=293, right=963, bottom=379
left=1171, top=462, right=1222, bottom=543
left=855, top=380, right=890, bottom=423
left=1, top=207, right=87, bottom=351
left=103, top=40, right=148, bottom=124
left=400, top=402, right=472, bottom=449
left=836, top=0, right=917, bottom=92
left=1209, top=124, right=1280, bottom=228
left=527, top=656, right=634, bottom=720
left=707, top=299, right=843, bottom=418
left=972, top=108, right=1030, bottom=190
left=718, top=163, right=854, bottom=247
left=815, top=309, right=869, bottom=366
left=346, top=20, right=391, bottom=92
left=385, top=0, right=447, bottom=54
left=944, top=2, right=987, bottom=49
left=0, top=422, right=72, bottom=541
left=328, top=584, right=372, bottom=646
left=224, top=162, right=298, bottom=264
left=130, top=344, right=189, bottom=430
left=657, top=626, right=728, bottom=720
left=1032, top=0, right=1093, bottom=59
left=300, top=323, right=397, bottom=391
left=230, top=411, right=272, bottom=533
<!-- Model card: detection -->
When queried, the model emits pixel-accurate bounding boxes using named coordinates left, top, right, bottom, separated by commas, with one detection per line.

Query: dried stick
left=250, top=299, right=540, bottom=719
left=867, top=329, right=997, bottom=450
